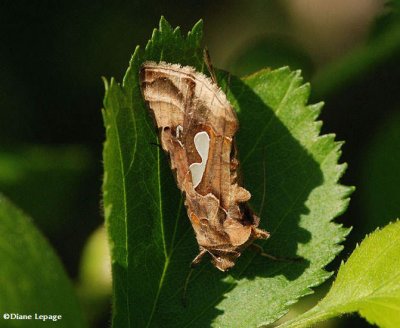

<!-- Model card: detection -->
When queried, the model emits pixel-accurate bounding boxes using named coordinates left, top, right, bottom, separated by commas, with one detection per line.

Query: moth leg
left=249, top=243, right=301, bottom=262
left=250, top=243, right=280, bottom=261
left=253, top=227, right=270, bottom=240
left=190, top=248, right=208, bottom=268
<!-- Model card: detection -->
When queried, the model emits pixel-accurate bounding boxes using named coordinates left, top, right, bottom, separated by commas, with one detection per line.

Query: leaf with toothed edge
left=102, top=17, right=353, bottom=327
left=279, top=220, right=400, bottom=328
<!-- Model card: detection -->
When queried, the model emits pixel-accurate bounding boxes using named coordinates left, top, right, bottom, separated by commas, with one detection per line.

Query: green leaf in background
left=279, top=219, right=400, bottom=328
left=78, top=225, right=111, bottom=325
left=312, top=1, right=400, bottom=98
left=227, top=36, right=314, bottom=80
left=0, top=146, right=92, bottom=234
left=360, top=110, right=400, bottom=234
left=102, top=17, right=352, bottom=327
left=0, top=195, right=86, bottom=328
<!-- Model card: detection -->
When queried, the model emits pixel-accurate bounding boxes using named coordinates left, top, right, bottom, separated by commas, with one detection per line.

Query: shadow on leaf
left=154, top=74, right=321, bottom=327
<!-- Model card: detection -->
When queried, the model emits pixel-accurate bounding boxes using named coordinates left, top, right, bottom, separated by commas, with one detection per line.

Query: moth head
left=210, top=250, right=241, bottom=272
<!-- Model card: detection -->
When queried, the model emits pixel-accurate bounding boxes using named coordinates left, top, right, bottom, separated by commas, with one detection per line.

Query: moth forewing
left=140, top=61, right=269, bottom=271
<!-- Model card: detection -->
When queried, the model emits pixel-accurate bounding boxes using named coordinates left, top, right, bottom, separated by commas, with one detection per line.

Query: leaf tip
left=188, top=19, right=204, bottom=42
left=193, top=18, right=204, bottom=30
left=310, top=101, right=324, bottom=111
left=347, top=185, right=356, bottom=195
left=159, top=16, right=173, bottom=33
left=102, top=76, right=109, bottom=91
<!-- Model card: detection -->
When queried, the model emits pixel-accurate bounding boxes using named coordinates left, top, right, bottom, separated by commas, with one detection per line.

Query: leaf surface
left=0, top=195, right=86, bottom=328
left=0, top=146, right=91, bottom=234
left=102, top=17, right=352, bottom=328
left=279, top=220, right=400, bottom=328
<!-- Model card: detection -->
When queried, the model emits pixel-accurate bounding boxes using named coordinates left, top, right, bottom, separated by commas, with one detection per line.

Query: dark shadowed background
left=1, top=1, right=399, bottom=327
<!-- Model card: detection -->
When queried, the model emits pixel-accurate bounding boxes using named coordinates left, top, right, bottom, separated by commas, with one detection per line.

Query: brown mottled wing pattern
left=140, top=62, right=269, bottom=271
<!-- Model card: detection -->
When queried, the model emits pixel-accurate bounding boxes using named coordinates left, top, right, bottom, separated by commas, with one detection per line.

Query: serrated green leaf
left=0, top=195, right=86, bottom=328
left=102, top=17, right=352, bottom=328
left=279, top=220, right=400, bottom=328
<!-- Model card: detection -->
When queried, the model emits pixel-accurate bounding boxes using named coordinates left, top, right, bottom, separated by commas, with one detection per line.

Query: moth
left=140, top=61, right=269, bottom=271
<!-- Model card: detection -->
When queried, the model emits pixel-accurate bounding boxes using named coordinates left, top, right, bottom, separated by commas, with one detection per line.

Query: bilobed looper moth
left=140, top=61, right=269, bottom=271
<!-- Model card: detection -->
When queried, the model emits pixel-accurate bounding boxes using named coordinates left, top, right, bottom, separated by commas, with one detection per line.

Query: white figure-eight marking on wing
left=189, top=131, right=210, bottom=188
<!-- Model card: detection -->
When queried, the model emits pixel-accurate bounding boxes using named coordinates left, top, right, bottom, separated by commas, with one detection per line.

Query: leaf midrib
left=146, top=152, right=187, bottom=327
left=146, top=147, right=167, bottom=327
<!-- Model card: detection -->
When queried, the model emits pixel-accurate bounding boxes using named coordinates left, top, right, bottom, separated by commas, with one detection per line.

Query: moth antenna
left=203, top=48, right=218, bottom=84
left=190, top=249, right=208, bottom=267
